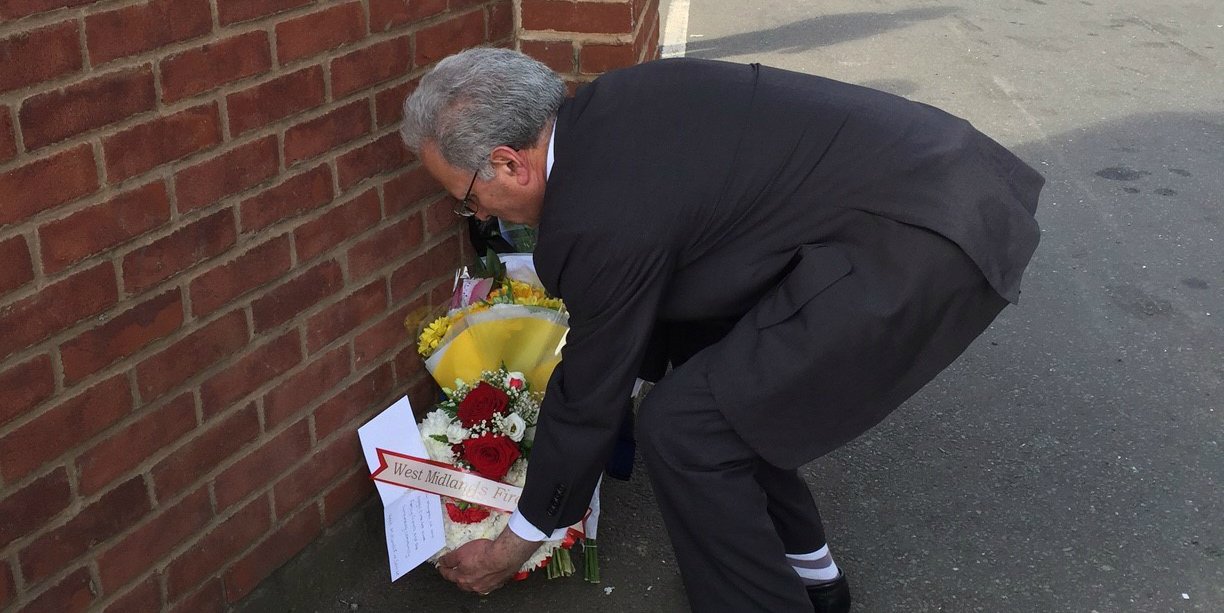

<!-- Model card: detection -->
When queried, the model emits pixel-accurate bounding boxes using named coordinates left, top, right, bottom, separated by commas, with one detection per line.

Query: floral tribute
left=419, top=366, right=591, bottom=580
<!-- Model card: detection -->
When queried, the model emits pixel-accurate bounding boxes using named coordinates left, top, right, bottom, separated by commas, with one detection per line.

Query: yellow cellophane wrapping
left=424, top=305, right=568, bottom=390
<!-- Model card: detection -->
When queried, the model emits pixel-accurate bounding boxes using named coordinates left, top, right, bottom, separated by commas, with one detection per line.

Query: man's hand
left=437, top=527, right=539, bottom=595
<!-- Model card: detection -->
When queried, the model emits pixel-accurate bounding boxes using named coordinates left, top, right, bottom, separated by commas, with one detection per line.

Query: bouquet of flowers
left=419, top=366, right=598, bottom=581
left=412, top=251, right=569, bottom=391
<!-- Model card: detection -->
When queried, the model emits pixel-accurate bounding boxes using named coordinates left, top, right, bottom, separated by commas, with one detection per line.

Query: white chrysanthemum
left=420, top=410, right=453, bottom=438
left=422, top=436, right=454, bottom=464
left=497, top=412, right=527, bottom=442
left=444, top=422, right=468, bottom=444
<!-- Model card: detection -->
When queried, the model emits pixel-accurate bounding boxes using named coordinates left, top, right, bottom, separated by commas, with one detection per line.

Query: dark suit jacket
left=518, top=58, right=1043, bottom=532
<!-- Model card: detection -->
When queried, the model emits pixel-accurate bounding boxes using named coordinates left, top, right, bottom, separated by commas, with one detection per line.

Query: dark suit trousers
left=638, top=215, right=1008, bottom=612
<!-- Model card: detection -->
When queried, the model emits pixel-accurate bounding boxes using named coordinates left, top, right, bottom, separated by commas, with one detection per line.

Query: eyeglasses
left=452, top=171, right=479, bottom=217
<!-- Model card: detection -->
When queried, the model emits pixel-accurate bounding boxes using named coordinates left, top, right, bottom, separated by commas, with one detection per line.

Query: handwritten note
left=358, top=396, right=446, bottom=581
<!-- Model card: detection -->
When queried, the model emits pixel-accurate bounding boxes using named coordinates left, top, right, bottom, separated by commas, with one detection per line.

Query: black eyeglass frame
left=453, top=171, right=479, bottom=217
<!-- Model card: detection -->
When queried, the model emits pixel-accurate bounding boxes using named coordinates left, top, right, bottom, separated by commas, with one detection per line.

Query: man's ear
left=490, top=145, right=531, bottom=186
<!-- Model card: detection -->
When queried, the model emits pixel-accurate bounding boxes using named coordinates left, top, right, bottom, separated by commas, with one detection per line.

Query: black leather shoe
left=806, top=574, right=851, bottom=613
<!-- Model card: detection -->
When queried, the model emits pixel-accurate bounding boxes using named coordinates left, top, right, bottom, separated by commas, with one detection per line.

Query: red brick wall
left=0, top=0, right=657, bottom=610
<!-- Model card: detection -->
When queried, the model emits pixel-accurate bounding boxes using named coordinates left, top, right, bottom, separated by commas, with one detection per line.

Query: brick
left=97, top=486, right=211, bottom=591
left=19, top=477, right=151, bottom=584
left=0, top=144, right=98, bottom=227
left=213, top=420, right=310, bottom=511
left=223, top=506, right=321, bottom=602
left=0, top=375, right=130, bottom=481
left=39, top=180, right=171, bottom=274
left=275, top=2, right=366, bottom=65
left=189, top=235, right=293, bottom=316
left=390, top=235, right=460, bottom=301
left=217, top=0, right=310, bottom=25
left=165, top=497, right=271, bottom=601
left=0, top=467, right=71, bottom=549
left=283, top=100, right=371, bottom=166
left=263, top=345, right=350, bottom=427
left=0, top=21, right=81, bottom=93
left=305, top=279, right=386, bottom=352
left=0, top=262, right=117, bottom=360
left=273, top=433, right=361, bottom=516
left=122, top=208, right=237, bottom=295
left=369, top=0, right=444, bottom=31
left=77, top=393, right=196, bottom=496
left=521, top=40, right=575, bottom=74
left=522, top=0, right=634, bottom=33
left=60, top=288, right=184, bottom=384
left=152, top=402, right=260, bottom=499
left=174, top=136, right=279, bottom=212
left=321, top=466, right=372, bottom=524
left=201, top=331, right=301, bottom=417
left=312, top=363, right=393, bottom=440
left=347, top=215, right=422, bottom=280
left=423, top=192, right=462, bottom=236
left=0, top=234, right=34, bottom=296
left=415, top=9, right=484, bottom=67
left=0, top=559, right=12, bottom=610
left=238, top=165, right=333, bottom=232
left=293, top=189, right=381, bottom=262
left=103, top=577, right=161, bottom=613
left=227, top=65, right=325, bottom=136
left=490, top=0, right=514, bottom=41
left=0, top=354, right=53, bottom=429
left=377, top=163, right=435, bottom=215
left=135, top=310, right=248, bottom=402
left=0, top=106, right=15, bottom=161
left=85, top=0, right=212, bottom=65
left=399, top=354, right=433, bottom=402
left=0, top=0, right=92, bottom=18
left=20, top=66, right=156, bottom=150
left=251, top=259, right=345, bottom=332
left=373, top=78, right=416, bottom=128
left=160, top=31, right=271, bottom=104
left=580, top=42, right=634, bottom=74
left=336, top=132, right=412, bottom=191
left=19, top=567, right=94, bottom=613
left=169, top=578, right=224, bottom=613
left=354, top=303, right=412, bottom=367
left=331, top=37, right=410, bottom=100
left=103, top=103, right=222, bottom=183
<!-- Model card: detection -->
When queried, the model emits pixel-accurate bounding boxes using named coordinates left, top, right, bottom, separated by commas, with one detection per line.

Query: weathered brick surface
left=0, top=0, right=656, bottom=608
left=97, top=486, right=212, bottom=591
left=0, top=375, right=131, bottom=481
left=227, top=66, right=326, bottom=136
left=59, top=288, right=184, bottom=384
left=0, top=144, right=99, bottom=227
left=85, top=0, right=213, bottom=65
left=0, top=468, right=72, bottom=550
left=213, top=420, right=311, bottom=511
left=0, top=234, right=34, bottom=297
left=38, top=180, right=171, bottom=274
left=76, top=393, right=197, bottom=496
left=174, top=136, right=279, bottom=212
left=0, top=262, right=117, bottom=360
left=18, top=477, right=151, bottom=585
left=275, top=1, right=366, bottom=64
left=159, top=31, right=272, bottom=103
left=103, top=103, right=223, bottom=182
left=135, top=309, right=249, bottom=402
left=0, top=21, right=82, bottom=94
left=238, top=165, right=334, bottom=232
left=188, top=235, right=293, bottom=315
left=121, top=208, right=238, bottom=295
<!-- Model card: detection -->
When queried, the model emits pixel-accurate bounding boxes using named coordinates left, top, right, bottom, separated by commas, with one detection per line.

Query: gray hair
left=400, top=47, right=565, bottom=179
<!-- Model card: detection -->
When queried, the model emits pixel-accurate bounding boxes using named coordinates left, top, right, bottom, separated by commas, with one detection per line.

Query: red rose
left=457, top=382, right=510, bottom=427
left=444, top=501, right=491, bottom=524
left=462, top=434, right=520, bottom=480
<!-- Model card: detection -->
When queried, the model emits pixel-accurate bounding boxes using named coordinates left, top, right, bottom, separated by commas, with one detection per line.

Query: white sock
left=787, top=544, right=840, bottom=585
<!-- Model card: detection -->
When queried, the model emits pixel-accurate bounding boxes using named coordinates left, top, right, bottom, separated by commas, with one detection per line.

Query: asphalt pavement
left=237, top=1, right=1223, bottom=611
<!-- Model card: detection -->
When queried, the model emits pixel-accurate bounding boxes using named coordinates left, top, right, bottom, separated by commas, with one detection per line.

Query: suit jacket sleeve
left=518, top=230, right=673, bottom=530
